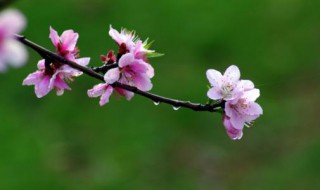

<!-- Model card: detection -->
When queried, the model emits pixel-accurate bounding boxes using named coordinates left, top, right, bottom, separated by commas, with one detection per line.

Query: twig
left=14, top=34, right=223, bottom=112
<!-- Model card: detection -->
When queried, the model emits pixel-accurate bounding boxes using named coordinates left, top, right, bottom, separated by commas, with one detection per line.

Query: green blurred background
left=1, top=0, right=320, bottom=189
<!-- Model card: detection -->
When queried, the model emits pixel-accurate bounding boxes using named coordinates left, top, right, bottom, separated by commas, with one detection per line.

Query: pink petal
left=109, top=25, right=122, bottom=45
left=118, top=53, right=135, bottom=68
left=34, top=75, right=51, bottom=98
left=49, top=26, right=60, bottom=47
left=54, top=75, right=71, bottom=90
left=223, top=115, right=243, bottom=140
left=123, top=90, right=134, bottom=100
left=57, top=65, right=77, bottom=76
left=115, top=87, right=134, bottom=100
left=104, top=68, right=120, bottom=84
left=245, top=102, right=263, bottom=116
left=99, top=85, right=114, bottom=106
left=75, top=57, right=90, bottom=66
left=133, top=74, right=153, bottom=91
left=0, top=9, right=26, bottom=35
left=225, top=101, right=245, bottom=129
left=229, top=114, right=246, bottom=130
left=22, top=71, right=43, bottom=85
left=206, top=69, right=222, bottom=87
left=238, top=80, right=254, bottom=91
left=243, top=89, right=260, bottom=102
left=60, top=30, right=79, bottom=51
left=133, top=40, right=154, bottom=59
left=37, top=59, right=45, bottom=70
left=207, top=88, right=222, bottom=100
left=141, top=62, right=154, bottom=78
left=130, top=62, right=148, bottom=74
left=224, top=65, right=240, bottom=83
left=48, top=72, right=58, bottom=89
left=87, top=83, right=108, bottom=97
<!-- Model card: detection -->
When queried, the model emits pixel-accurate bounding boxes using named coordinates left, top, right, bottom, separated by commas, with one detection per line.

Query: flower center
left=221, top=83, right=233, bottom=98
left=232, top=98, right=248, bottom=115
left=44, top=61, right=61, bottom=76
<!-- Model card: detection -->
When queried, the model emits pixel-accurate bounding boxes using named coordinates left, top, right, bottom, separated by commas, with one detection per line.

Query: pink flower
left=206, top=65, right=241, bottom=101
left=223, top=114, right=243, bottom=140
left=0, top=9, right=27, bottom=72
left=88, top=53, right=154, bottom=105
left=105, top=53, right=153, bottom=90
left=109, top=25, right=154, bottom=59
left=87, top=83, right=113, bottom=106
left=206, top=65, right=263, bottom=140
left=23, top=27, right=90, bottom=98
left=87, top=83, right=135, bottom=106
left=49, top=26, right=79, bottom=61
left=225, top=89, right=263, bottom=130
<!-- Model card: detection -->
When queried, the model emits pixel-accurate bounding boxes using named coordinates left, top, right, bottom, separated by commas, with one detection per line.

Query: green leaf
left=146, top=52, right=165, bottom=58
left=144, top=40, right=154, bottom=49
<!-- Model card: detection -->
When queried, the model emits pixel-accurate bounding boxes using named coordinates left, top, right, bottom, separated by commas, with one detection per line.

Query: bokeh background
left=1, top=0, right=320, bottom=189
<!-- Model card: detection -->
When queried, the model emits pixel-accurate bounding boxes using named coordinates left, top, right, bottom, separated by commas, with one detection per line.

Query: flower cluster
left=87, top=26, right=155, bottom=105
left=206, top=65, right=263, bottom=140
left=0, top=9, right=27, bottom=72
left=23, top=27, right=90, bottom=97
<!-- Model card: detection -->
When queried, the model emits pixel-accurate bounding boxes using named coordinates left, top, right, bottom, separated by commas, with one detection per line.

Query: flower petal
left=118, top=53, right=135, bottom=68
left=130, top=62, right=148, bottom=74
left=49, top=26, right=60, bottom=47
left=238, top=79, right=254, bottom=91
left=115, top=87, right=134, bottom=100
left=34, top=75, right=51, bottom=98
left=109, top=25, right=122, bottom=45
left=245, top=102, right=263, bottom=116
left=99, top=85, right=114, bottom=106
left=206, top=69, right=222, bottom=87
left=225, top=101, right=245, bottom=129
left=243, top=89, right=260, bottom=102
left=22, top=71, right=43, bottom=85
left=141, top=62, right=154, bottom=78
left=87, top=83, right=108, bottom=97
left=207, top=88, right=222, bottom=100
left=223, top=115, right=243, bottom=140
left=54, top=75, right=71, bottom=90
left=224, top=65, right=240, bottom=83
left=75, top=57, right=90, bottom=66
left=60, top=30, right=79, bottom=51
left=134, top=74, right=153, bottom=91
left=37, top=59, right=45, bottom=70
left=104, top=68, right=120, bottom=84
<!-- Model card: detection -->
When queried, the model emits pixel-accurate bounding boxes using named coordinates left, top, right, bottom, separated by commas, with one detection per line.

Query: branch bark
left=14, top=34, right=223, bottom=112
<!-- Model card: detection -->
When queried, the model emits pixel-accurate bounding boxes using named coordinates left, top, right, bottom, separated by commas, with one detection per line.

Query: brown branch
left=14, top=34, right=223, bottom=112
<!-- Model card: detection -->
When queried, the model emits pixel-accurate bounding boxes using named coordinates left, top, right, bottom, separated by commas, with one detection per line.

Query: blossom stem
left=14, top=34, right=223, bottom=112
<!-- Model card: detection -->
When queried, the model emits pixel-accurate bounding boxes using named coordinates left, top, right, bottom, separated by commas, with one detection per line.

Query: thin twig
left=14, top=34, right=223, bottom=112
